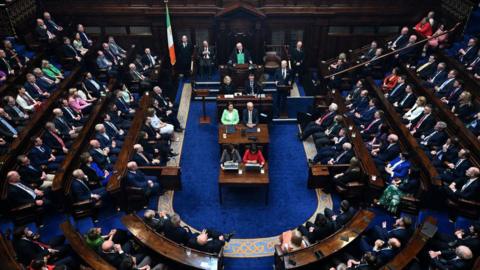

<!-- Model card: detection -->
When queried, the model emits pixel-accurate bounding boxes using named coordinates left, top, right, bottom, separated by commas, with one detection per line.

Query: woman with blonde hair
left=403, top=96, right=426, bottom=121
left=452, top=91, right=474, bottom=122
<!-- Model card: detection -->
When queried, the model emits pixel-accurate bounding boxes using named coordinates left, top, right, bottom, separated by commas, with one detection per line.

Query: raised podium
left=194, top=89, right=210, bottom=124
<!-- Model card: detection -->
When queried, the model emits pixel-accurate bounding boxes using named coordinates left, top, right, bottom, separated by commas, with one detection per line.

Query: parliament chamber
left=1, top=0, right=480, bottom=269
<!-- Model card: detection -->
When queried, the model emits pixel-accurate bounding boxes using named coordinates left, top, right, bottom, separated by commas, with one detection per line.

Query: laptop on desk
left=223, top=161, right=239, bottom=171
left=245, top=163, right=262, bottom=172
left=225, top=125, right=236, bottom=134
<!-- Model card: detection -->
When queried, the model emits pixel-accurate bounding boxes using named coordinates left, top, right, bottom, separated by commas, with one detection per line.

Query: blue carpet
left=174, top=101, right=317, bottom=238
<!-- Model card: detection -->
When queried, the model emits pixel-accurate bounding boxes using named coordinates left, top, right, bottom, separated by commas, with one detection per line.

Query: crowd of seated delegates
left=142, top=210, right=234, bottom=254
left=278, top=200, right=356, bottom=253
left=0, top=38, right=33, bottom=85
left=455, top=37, right=480, bottom=80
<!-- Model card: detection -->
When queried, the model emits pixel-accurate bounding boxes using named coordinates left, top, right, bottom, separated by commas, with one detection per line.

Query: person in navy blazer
left=434, top=69, right=457, bottom=98
left=444, top=167, right=480, bottom=201
left=82, top=72, right=105, bottom=98
left=385, top=152, right=411, bottom=181
left=24, top=74, right=50, bottom=100
left=77, top=24, right=92, bottom=48
left=274, top=60, right=293, bottom=116
left=419, top=121, right=448, bottom=150
left=409, top=105, right=435, bottom=137
left=393, top=85, right=416, bottom=113
left=17, top=155, right=50, bottom=189
left=359, top=237, right=401, bottom=266
left=6, top=171, right=46, bottom=209
left=348, top=90, right=369, bottom=113
left=164, top=214, right=193, bottom=245
left=89, top=139, right=113, bottom=171
left=300, top=103, right=338, bottom=141
left=243, top=73, right=262, bottom=96
left=324, top=200, right=356, bottom=229
left=430, top=138, right=459, bottom=169
left=126, top=161, right=160, bottom=197
left=132, top=144, right=162, bottom=166
left=424, top=63, right=447, bottom=88
left=386, top=77, right=406, bottom=103
left=428, top=245, right=473, bottom=270
left=95, top=124, right=121, bottom=155
left=440, top=80, right=463, bottom=108
left=361, top=111, right=384, bottom=140
left=373, top=134, right=400, bottom=166
left=458, top=37, right=478, bottom=63
left=467, top=112, right=480, bottom=136
left=367, top=217, right=413, bottom=245
left=29, top=137, right=64, bottom=171
left=70, top=169, right=106, bottom=203
left=352, top=99, right=378, bottom=126
left=439, top=149, right=471, bottom=184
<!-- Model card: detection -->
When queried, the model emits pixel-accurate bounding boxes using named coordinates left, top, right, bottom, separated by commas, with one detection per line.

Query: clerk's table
left=218, top=163, right=269, bottom=204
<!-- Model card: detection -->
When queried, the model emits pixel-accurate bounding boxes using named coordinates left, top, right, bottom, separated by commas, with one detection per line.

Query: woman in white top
left=403, top=96, right=426, bottom=121
left=119, top=85, right=134, bottom=104
left=73, top=32, right=88, bottom=56
left=16, top=87, right=40, bottom=112
left=148, top=108, right=174, bottom=135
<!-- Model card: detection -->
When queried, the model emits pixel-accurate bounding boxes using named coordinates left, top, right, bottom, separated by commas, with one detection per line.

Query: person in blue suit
left=385, top=152, right=411, bottom=181
left=70, top=169, right=106, bottom=203
left=29, top=136, right=64, bottom=171
left=324, top=200, right=356, bottom=229
left=126, top=161, right=160, bottom=197
left=359, top=237, right=401, bottom=266
left=366, top=217, right=413, bottom=245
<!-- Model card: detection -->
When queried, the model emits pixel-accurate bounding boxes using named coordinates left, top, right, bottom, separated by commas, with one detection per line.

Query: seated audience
left=298, top=213, right=335, bottom=244
left=457, top=37, right=478, bottom=64
left=279, top=229, right=308, bottom=253
left=443, top=167, right=479, bottom=201
left=324, top=200, right=356, bottom=229
left=221, top=102, right=239, bottom=125
left=73, top=32, right=88, bottom=56
left=242, top=102, right=259, bottom=128
left=133, top=143, right=161, bottom=166
left=332, top=157, right=363, bottom=187
left=126, top=161, right=160, bottom=197
left=77, top=24, right=93, bottom=48
left=188, top=229, right=233, bottom=254
left=41, top=60, right=63, bottom=81
left=299, top=103, right=338, bottom=141
left=384, top=152, right=412, bottom=181
left=17, top=155, right=53, bottom=190
left=29, top=136, right=64, bottom=171
left=143, top=209, right=170, bottom=233
left=80, top=152, right=109, bottom=187
left=428, top=245, right=473, bottom=270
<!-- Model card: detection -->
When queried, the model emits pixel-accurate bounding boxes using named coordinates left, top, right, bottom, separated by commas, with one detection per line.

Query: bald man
left=126, top=161, right=160, bottom=198
left=274, top=60, right=293, bottom=117
left=429, top=245, right=473, bottom=270
left=291, top=41, right=305, bottom=78
left=177, top=35, right=193, bottom=76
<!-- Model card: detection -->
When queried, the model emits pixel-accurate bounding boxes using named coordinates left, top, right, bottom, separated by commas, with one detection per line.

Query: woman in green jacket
left=221, top=102, right=239, bottom=125
left=41, top=59, right=64, bottom=81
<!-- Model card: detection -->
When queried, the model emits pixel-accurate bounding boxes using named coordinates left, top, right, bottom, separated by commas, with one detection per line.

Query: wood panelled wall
left=42, top=0, right=435, bottom=68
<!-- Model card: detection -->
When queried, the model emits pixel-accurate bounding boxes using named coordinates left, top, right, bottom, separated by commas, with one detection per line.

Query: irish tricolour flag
left=165, top=2, right=176, bottom=66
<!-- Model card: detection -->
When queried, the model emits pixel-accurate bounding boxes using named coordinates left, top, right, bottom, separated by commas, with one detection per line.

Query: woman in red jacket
left=382, top=67, right=400, bottom=92
left=414, top=17, right=433, bottom=37
left=242, top=144, right=265, bottom=166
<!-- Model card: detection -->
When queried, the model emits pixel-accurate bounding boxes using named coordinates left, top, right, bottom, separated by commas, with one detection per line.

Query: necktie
left=390, top=83, right=403, bottom=96
left=439, top=78, right=453, bottom=90
left=28, top=165, right=38, bottom=171
left=391, top=159, right=403, bottom=170
left=64, top=107, right=75, bottom=119
left=417, top=62, right=431, bottom=72
left=423, top=131, right=437, bottom=142
left=461, top=179, right=476, bottom=192
left=139, top=153, right=150, bottom=164
left=400, top=93, right=411, bottom=106
left=106, top=121, right=119, bottom=134
left=282, top=69, right=286, bottom=79
left=90, top=79, right=100, bottom=90
left=335, top=151, right=346, bottom=162
left=13, top=106, right=25, bottom=117
left=50, top=131, right=65, bottom=148
left=470, top=57, right=480, bottom=67
left=414, top=114, right=428, bottom=129
left=431, top=71, right=442, bottom=81
left=319, top=112, right=332, bottom=125
left=0, top=117, right=17, bottom=135
left=365, top=119, right=379, bottom=131
left=393, top=35, right=403, bottom=47
left=32, top=83, right=43, bottom=94
left=250, top=82, right=254, bottom=94
left=461, top=47, right=472, bottom=61
left=248, top=111, right=252, bottom=124
left=455, top=159, right=463, bottom=169
left=15, top=183, right=36, bottom=198
left=448, top=88, right=460, bottom=99
left=37, top=146, right=45, bottom=153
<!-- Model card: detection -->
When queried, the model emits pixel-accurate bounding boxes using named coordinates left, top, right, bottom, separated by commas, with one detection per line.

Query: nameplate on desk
left=224, top=94, right=234, bottom=99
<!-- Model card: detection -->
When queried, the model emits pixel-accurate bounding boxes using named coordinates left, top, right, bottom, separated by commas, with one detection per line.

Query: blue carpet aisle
left=173, top=100, right=317, bottom=238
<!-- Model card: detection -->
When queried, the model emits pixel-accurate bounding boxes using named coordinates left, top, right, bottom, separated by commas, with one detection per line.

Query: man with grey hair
left=444, top=167, right=480, bottom=201
left=429, top=245, right=473, bottom=269
left=70, top=169, right=106, bottom=206
left=143, top=209, right=170, bottom=233
left=274, top=60, right=293, bottom=117
left=299, top=103, right=338, bottom=141
left=126, top=161, right=160, bottom=198
left=419, top=121, right=448, bottom=149
left=177, top=35, right=193, bottom=76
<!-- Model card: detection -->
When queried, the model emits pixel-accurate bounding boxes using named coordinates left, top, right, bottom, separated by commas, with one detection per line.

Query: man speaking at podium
left=229, top=42, right=253, bottom=65
left=274, top=60, right=292, bottom=117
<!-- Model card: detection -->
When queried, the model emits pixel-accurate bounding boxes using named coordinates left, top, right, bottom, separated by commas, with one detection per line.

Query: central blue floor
left=174, top=101, right=317, bottom=238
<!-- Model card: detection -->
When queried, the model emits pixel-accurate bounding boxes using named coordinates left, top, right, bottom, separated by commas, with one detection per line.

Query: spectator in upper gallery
left=428, top=245, right=473, bottom=270
left=3, top=39, right=28, bottom=69
left=126, top=161, right=160, bottom=197
left=425, top=23, right=448, bottom=52
left=220, top=75, right=236, bottom=94
left=438, top=148, right=471, bottom=184
left=96, top=51, right=116, bottom=76
left=17, top=154, right=53, bottom=189
left=77, top=24, right=93, bottom=48
left=466, top=49, right=480, bottom=71
left=413, top=16, right=432, bottom=37
left=141, top=47, right=159, bottom=71
left=444, top=166, right=480, bottom=201
left=62, top=37, right=81, bottom=62
left=6, top=170, right=47, bottom=209
left=108, top=36, right=126, bottom=59
left=418, top=121, right=448, bottom=150
left=388, top=26, right=409, bottom=51
left=29, top=136, right=64, bottom=171
left=416, top=55, right=437, bottom=79
left=43, top=12, right=63, bottom=34
left=133, top=143, right=161, bottom=166
left=434, top=69, right=457, bottom=97
left=35, top=19, right=56, bottom=43
left=102, top=42, right=119, bottom=66
left=458, top=37, right=478, bottom=64
left=220, top=102, right=239, bottom=125
left=41, top=59, right=64, bottom=81
left=299, top=103, right=338, bottom=141
left=177, top=35, right=194, bottom=75
left=25, top=73, right=50, bottom=100
left=451, top=91, right=474, bottom=123
left=385, top=152, right=412, bottom=181
left=73, top=32, right=89, bottom=56
left=381, top=67, right=400, bottom=92
left=33, top=68, right=57, bottom=91
left=377, top=167, right=420, bottom=213
left=243, top=144, right=265, bottom=167
left=359, top=41, right=378, bottom=62
left=16, top=85, right=41, bottom=113
left=0, top=49, right=14, bottom=76
left=402, top=96, right=426, bottom=122
left=82, top=72, right=106, bottom=98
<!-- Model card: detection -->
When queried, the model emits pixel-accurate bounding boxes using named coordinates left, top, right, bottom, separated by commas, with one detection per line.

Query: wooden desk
left=218, top=163, right=269, bottom=204
left=122, top=214, right=222, bottom=270
left=216, top=94, right=273, bottom=120
left=275, top=210, right=375, bottom=270
left=218, top=124, right=269, bottom=145
left=219, top=64, right=264, bottom=91
left=60, top=221, right=115, bottom=270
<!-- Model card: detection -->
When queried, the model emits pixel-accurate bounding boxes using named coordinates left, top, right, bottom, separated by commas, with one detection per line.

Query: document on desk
left=224, top=94, right=234, bottom=99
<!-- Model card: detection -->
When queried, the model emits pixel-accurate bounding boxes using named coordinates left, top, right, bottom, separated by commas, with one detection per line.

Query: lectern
left=277, top=84, right=293, bottom=117
left=195, top=89, right=210, bottom=124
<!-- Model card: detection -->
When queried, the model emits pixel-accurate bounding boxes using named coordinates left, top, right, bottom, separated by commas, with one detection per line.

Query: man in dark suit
left=388, top=26, right=409, bottom=50
left=164, top=213, right=193, bottom=244
left=416, top=55, right=437, bottom=79
left=312, top=127, right=348, bottom=161
left=188, top=229, right=231, bottom=254
left=0, top=106, right=24, bottom=132
left=373, top=134, right=400, bottom=166
left=385, top=76, right=406, bottom=103
left=62, top=37, right=81, bottom=62
left=143, top=209, right=170, bottom=233
left=242, top=102, right=259, bottom=128
left=361, top=110, right=384, bottom=139
left=29, top=136, right=64, bottom=171
left=6, top=170, right=46, bottom=209
left=43, top=121, right=69, bottom=154
left=243, top=73, right=262, bottom=95
left=434, top=69, right=457, bottom=98
left=428, top=222, right=480, bottom=255
left=89, top=139, right=113, bottom=171
left=440, top=79, right=463, bottom=107
left=419, top=121, right=448, bottom=150
left=439, top=148, right=471, bottom=184
left=291, top=41, right=305, bottom=78
left=300, top=103, right=338, bottom=141
left=126, top=161, right=160, bottom=197
left=360, top=41, right=378, bottom=61
left=348, top=90, right=370, bottom=113
left=394, top=35, right=420, bottom=64
left=351, top=98, right=378, bottom=126
left=70, top=169, right=106, bottom=203
left=82, top=72, right=106, bottom=98
left=0, top=49, right=14, bottom=75
left=60, top=99, right=84, bottom=126
left=229, top=42, right=252, bottom=65
left=12, top=225, right=74, bottom=267
left=24, top=73, right=50, bottom=100
left=53, top=108, right=79, bottom=140
left=318, top=142, right=354, bottom=165
left=458, top=37, right=478, bottom=64
left=102, top=42, right=119, bottom=66
left=95, top=123, right=121, bottom=155
left=99, top=240, right=129, bottom=268
left=298, top=213, right=335, bottom=243
left=33, top=68, right=56, bottom=92
left=444, top=167, right=479, bottom=201
left=0, top=109, right=18, bottom=141
left=3, top=95, right=29, bottom=126
left=324, top=200, right=356, bottom=229
left=197, top=40, right=215, bottom=79
left=103, top=113, right=125, bottom=141
left=43, top=12, right=63, bottom=34
left=366, top=217, right=413, bottom=245
left=393, top=84, right=416, bottom=112
left=141, top=47, right=159, bottom=72
left=35, top=19, right=56, bottom=43
left=127, top=63, right=152, bottom=91
left=467, top=112, right=480, bottom=136
left=77, top=24, right=92, bottom=48
left=424, top=62, right=447, bottom=88
left=177, top=35, right=193, bottom=76
left=133, top=144, right=161, bottom=166
left=408, top=105, right=435, bottom=137
left=428, top=245, right=473, bottom=270
left=274, top=60, right=293, bottom=117
left=17, top=155, right=52, bottom=190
